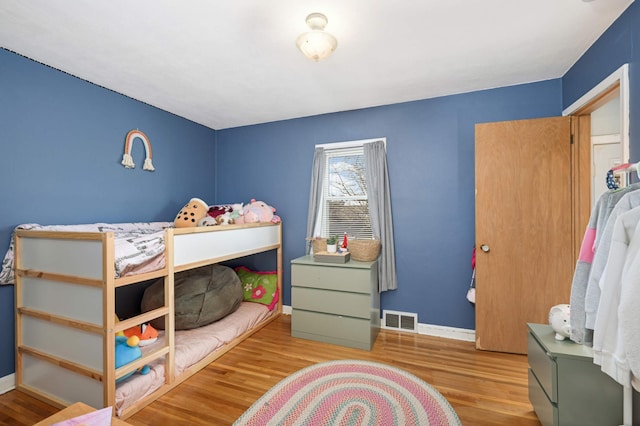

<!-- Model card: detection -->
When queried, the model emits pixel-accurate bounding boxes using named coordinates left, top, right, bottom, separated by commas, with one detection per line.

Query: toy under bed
left=10, top=221, right=282, bottom=419
left=115, top=302, right=272, bottom=416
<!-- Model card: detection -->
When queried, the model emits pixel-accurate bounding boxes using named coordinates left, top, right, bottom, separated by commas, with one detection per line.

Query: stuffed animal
left=548, top=304, right=571, bottom=341
left=198, top=216, right=218, bottom=227
left=115, top=335, right=150, bottom=383
left=123, top=323, right=158, bottom=347
left=200, top=203, right=244, bottom=226
left=115, top=315, right=158, bottom=346
left=229, top=202, right=244, bottom=222
left=236, top=199, right=281, bottom=224
left=174, top=198, right=208, bottom=228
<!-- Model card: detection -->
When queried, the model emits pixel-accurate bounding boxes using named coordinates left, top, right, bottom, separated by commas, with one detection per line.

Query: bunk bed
left=11, top=221, right=282, bottom=419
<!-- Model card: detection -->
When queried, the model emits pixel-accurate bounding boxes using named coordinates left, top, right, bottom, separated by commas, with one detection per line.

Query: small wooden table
left=34, top=402, right=132, bottom=426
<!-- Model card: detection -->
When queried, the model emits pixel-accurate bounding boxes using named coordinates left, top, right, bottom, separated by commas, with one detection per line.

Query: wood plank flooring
left=0, top=314, right=541, bottom=426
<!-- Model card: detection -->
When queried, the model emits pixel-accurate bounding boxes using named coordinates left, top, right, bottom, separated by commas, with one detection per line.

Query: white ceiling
left=0, top=0, right=633, bottom=130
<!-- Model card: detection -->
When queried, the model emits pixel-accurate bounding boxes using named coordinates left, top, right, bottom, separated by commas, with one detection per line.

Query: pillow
left=141, top=264, right=243, bottom=330
left=234, top=266, right=279, bottom=311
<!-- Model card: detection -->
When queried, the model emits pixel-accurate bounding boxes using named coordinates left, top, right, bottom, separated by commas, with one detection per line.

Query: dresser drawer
left=527, top=324, right=625, bottom=426
left=528, top=368, right=557, bottom=426
left=291, top=309, right=373, bottom=350
left=292, top=264, right=372, bottom=293
left=292, top=287, right=371, bottom=319
left=528, top=331, right=557, bottom=402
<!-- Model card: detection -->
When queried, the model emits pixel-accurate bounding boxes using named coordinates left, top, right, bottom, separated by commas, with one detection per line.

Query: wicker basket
left=349, top=239, right=381, bottom=262
left=311, top=238, right=327, bottom=254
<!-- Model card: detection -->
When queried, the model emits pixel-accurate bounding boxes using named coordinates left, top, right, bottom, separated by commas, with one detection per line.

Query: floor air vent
left=382, top=310, right=418, bottom=333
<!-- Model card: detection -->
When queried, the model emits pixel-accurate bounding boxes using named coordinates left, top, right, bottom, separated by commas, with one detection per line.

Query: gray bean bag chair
left=141, top=264, right=243, bottom=330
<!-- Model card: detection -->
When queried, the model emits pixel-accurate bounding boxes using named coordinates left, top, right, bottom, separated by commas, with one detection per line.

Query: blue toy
left=115, top=335, right=150, bottom=383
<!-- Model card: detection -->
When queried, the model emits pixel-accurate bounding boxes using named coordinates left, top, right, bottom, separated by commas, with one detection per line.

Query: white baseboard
left=0, top=373, right=15, bottom=395
left=417, top=323, right=476, bottom=342
left=282, top=305, right=474, bottom=342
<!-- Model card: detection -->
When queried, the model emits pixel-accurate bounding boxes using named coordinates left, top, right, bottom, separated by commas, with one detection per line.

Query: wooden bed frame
left=13, top=222, right=282, bottom=419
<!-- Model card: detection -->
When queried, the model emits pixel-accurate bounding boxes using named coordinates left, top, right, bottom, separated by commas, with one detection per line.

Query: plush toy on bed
left=115, top=316, right=158, bottom=346
left=174, top=198, right=208, bottom=228
left=235, top=199, right=281, bottom=224
left=115, top=335, right=151, bottom=383
left=123, top=323, right=158, bottom=346
left=198, top=203, right=244, bottom=226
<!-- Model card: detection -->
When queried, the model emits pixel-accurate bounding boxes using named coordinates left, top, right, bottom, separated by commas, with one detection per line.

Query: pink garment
left=578, top=227, right=597, bottom=263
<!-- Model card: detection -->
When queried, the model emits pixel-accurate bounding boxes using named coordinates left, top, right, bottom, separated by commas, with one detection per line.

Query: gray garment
left=364, top=141, right=398, bottom=292
left=569, top=184, right=640, bottom=345
left=305, top=147, right=325, bottom=254
left=585, top=190, right=640, bottom=331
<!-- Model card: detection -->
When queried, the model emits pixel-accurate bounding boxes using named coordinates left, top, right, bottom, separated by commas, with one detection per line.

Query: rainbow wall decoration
left=121, top=129, right=155, bottom=171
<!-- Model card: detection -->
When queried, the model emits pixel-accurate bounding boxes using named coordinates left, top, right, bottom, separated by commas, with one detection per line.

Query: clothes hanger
left=606, top=162, right=640, bottom=189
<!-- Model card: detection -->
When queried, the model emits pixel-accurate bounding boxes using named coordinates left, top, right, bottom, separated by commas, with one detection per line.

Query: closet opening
left=563, top=63, right=629, bottom=263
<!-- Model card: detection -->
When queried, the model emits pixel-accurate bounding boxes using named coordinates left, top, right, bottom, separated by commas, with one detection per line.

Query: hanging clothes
left=569, top=183, right=640, bottom=344
left=592, top=207, right=640, bottom=385
left=584, top=187, right=640, bottom=331
left=579, top=162, right=640, bottom=425
left=606, top=169, right=620, bottom=190
left=618, top=228, right=640, bottom=391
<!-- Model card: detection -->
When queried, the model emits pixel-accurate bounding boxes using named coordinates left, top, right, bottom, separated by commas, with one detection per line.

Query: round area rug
left=234, top=359, right=461, bottom=426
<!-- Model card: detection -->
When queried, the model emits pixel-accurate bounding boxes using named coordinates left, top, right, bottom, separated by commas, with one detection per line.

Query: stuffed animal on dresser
left=549, top=304, right=571, bottom=341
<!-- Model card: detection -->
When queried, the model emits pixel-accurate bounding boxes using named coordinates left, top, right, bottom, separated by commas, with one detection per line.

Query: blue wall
left=216, top=2, right=640, bottom=334
left=1, top=1, right=638, bottom=381
left=0, top=49, right=217, bottom=378
left=563, top=2, right=639, bottom=160
left=215, top=81, right=562, bottom=333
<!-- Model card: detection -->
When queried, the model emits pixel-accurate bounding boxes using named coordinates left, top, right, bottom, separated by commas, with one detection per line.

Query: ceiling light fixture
left=296, top=13, right=337, bottom=62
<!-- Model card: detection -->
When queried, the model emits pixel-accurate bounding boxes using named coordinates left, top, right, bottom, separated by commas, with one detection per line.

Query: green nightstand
left=527, top=323, right=623, bottom=426
left=290, top=255, right=379, bottom=350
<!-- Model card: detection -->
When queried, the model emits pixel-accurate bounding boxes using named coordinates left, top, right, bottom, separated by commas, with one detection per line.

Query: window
left=315, top=142, right=373, bottom=240
left=307, top=137, right=397, bottom=291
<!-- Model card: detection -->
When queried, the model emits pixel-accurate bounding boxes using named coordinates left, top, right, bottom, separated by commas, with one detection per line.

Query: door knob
left=480, top=244, right=490, bottom=253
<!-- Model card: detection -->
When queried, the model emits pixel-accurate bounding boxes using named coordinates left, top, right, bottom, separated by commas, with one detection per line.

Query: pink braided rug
left=234, top=359, right=461, bottom=425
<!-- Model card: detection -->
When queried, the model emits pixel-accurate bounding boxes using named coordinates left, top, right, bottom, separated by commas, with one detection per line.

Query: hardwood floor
left=0, top=315, right=541, bottom=426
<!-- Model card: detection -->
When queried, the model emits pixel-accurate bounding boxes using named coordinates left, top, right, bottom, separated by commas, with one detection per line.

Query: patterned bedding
left=0, top=222, right=173, bottom=284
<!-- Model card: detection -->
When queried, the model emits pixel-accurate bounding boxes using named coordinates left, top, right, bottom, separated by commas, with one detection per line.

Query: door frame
left=562, top=64, right=629, bottom=262
left=563, top=64, right=629, bottom=160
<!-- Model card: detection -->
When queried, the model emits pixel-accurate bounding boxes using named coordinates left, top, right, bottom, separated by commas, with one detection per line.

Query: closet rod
left=612, top=162, right=638, bottom=173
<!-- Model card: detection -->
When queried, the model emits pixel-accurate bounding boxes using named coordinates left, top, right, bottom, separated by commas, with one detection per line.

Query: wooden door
left=475, top=116, right=574, bottom=354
